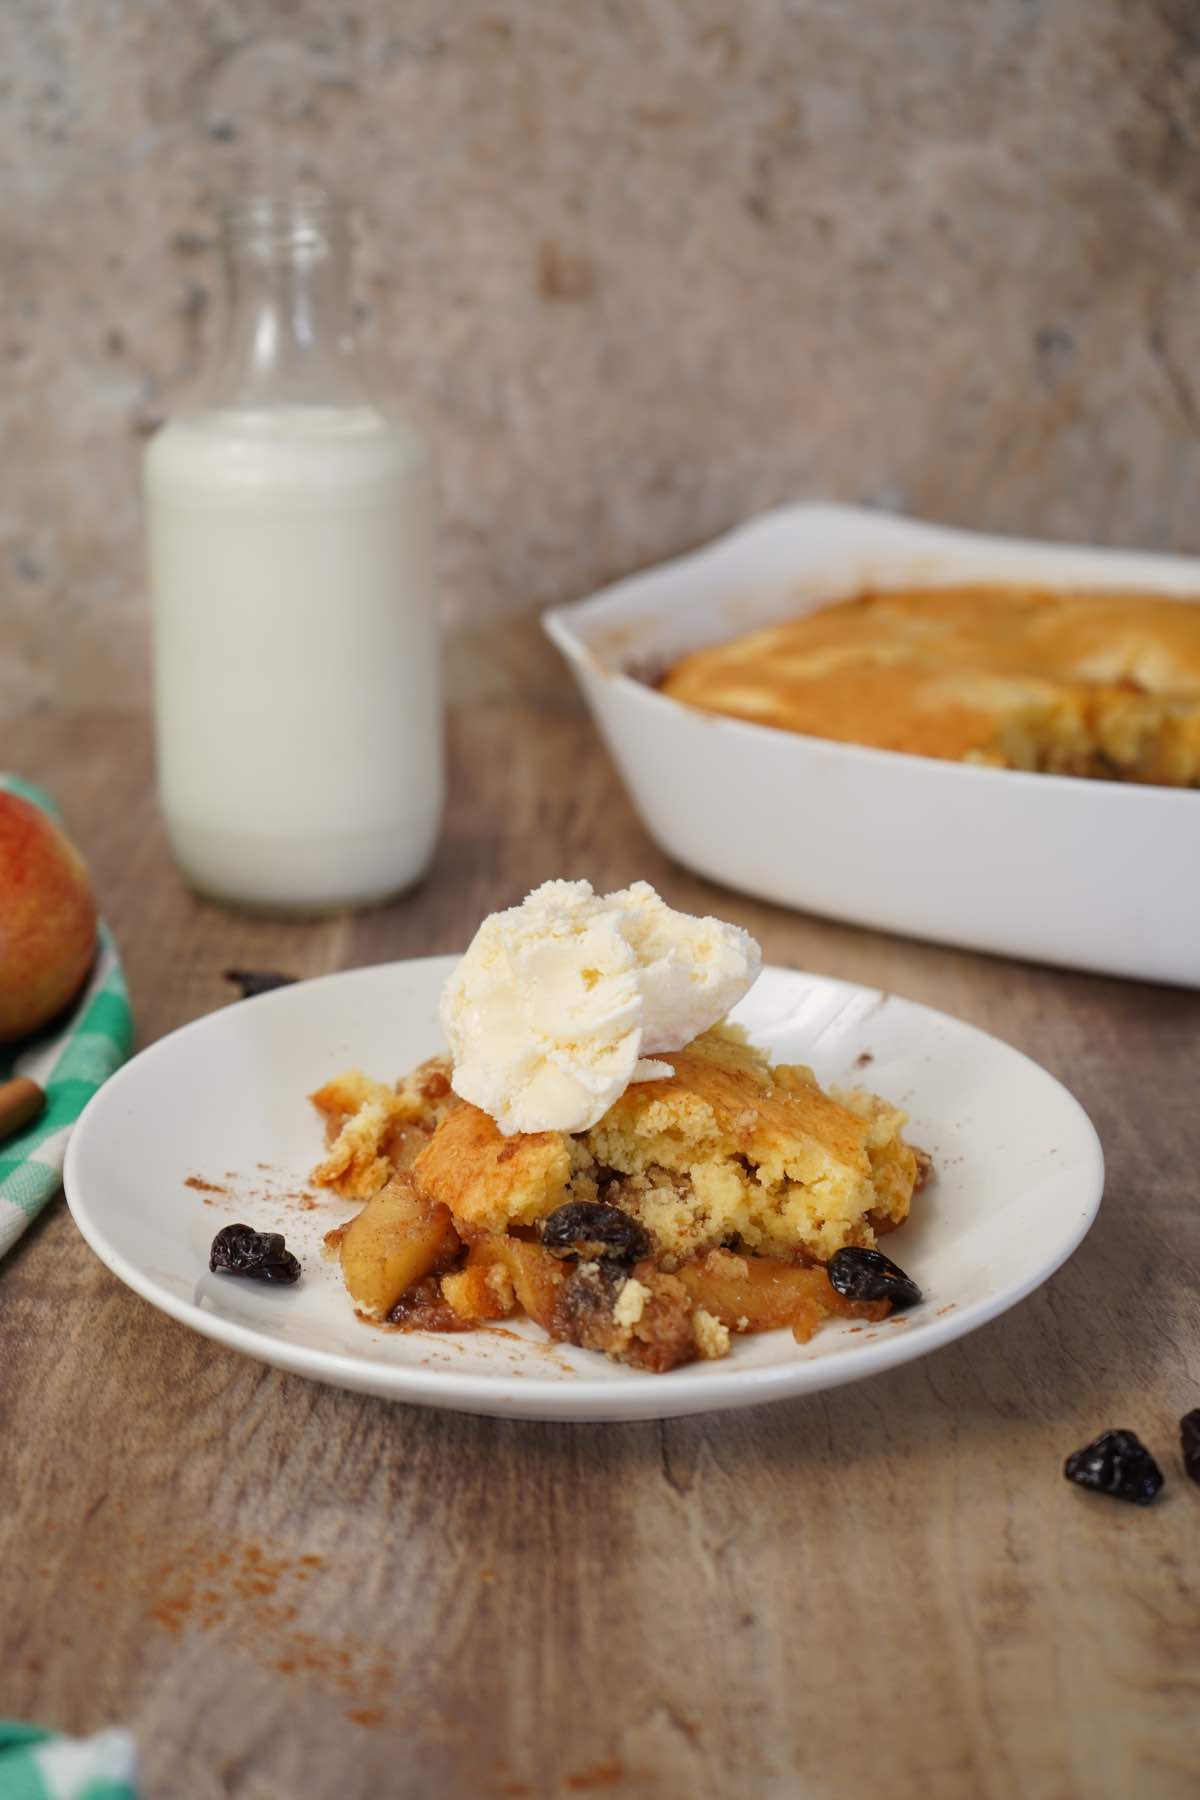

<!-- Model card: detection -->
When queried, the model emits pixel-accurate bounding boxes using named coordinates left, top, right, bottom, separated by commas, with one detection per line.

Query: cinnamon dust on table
left=564, top=1763, right=627, bottom=1792
left=184, top=1176, right=228, bottom=1195
left=137, top=1536, right=395, bottom=1724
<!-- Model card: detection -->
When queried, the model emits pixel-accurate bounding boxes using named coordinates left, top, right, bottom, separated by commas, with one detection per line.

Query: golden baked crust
left=413, top=1024, right=917, bottom=1263
left=584, top=1028, right=917, bottom=1261
left=413, top=1102, right=573, bottom=1237
left=660, top=586, right=1200, bottom=784
left=310, top=1055, right=457, bottom=1197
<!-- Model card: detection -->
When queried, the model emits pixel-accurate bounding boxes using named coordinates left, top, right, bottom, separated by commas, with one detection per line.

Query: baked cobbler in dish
left=660, top=586, right=1200, bottom=785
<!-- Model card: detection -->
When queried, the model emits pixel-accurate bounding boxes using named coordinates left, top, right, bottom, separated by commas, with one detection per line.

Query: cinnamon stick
left=0, top=1076, right=46, bottom=1144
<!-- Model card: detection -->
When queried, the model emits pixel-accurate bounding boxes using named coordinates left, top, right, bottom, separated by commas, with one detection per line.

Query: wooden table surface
left=3, top=625, right=1199, bottom=1800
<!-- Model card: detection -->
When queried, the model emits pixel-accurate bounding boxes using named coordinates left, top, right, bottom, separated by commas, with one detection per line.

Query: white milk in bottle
left=144, top=190, right=442, bottom=912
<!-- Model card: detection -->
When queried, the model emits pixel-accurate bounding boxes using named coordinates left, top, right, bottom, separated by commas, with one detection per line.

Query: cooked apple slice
left=675, top=1250, right=888, bottom=1342
left=465, top=1237, right=566, bottom=1333
left=338, top=1170, right=457, bottom=1319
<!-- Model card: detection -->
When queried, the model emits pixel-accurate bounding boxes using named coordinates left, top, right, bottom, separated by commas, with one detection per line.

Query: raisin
left=223, top=968, right=299, bottom=999
left=209, top=1223, right=301, bottom=1285
left=537, top=1200, right=651, bottom=1264
left=827, top=1246, right=921, bottom=1310
left=1181, top=1410, right=1200, bottom=1486
left=1063, top=1429, right=1164, bottom=1506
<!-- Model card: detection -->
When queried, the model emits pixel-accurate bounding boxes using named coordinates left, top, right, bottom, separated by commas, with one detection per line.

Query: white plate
left=63, top=957, right=1103, bottom=1422
left=543, top=505, right=1200, bottom=987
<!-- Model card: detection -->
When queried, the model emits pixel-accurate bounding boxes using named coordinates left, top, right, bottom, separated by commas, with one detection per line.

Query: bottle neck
left=198, top=192, right=370, bottom=414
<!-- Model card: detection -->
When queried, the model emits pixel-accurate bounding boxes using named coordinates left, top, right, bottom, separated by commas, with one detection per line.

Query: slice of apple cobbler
left=310, top=1023, right=929, bottom=1372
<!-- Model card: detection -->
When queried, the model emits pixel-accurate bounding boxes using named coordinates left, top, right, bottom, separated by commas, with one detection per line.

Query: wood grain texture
left=2, top=624, right=1199, bottom=1799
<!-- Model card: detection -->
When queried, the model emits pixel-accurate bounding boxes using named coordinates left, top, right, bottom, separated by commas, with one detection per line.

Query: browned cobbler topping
left=659, top=585, right=1200, bottom=787
left=308, top=1025, right=928, bottom=1372
left=309, top=1058, right=460, bottom=1198
left=419, top=1069, right=452, bottom=1103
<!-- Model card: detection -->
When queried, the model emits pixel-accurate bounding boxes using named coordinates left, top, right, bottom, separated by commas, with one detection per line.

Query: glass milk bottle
left=144, top=188, right=442, bottom=912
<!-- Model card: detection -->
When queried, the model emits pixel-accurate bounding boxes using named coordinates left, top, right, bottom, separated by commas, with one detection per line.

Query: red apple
left=0, top=792, right=98, bottom=1044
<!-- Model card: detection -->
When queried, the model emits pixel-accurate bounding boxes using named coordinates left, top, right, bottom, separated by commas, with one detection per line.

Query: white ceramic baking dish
left=543, top=505, right=1200, bottom=987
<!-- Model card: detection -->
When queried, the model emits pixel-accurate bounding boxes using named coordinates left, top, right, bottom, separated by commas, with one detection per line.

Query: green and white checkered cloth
left=0, top=776, right=133, bottom=1260
left=0, top=1722, right=138, bottom=1800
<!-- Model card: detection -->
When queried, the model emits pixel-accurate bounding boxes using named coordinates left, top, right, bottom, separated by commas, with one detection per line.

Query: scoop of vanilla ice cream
left=439, top=879, right=761, bottom=1135
left=599, top=881, right=761, bottom=1054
